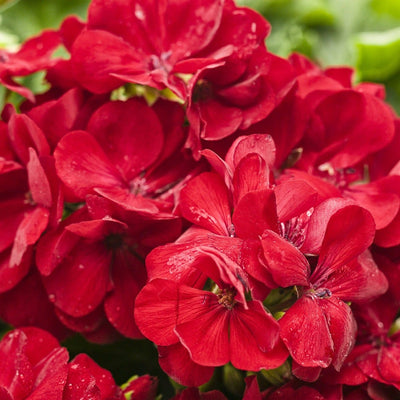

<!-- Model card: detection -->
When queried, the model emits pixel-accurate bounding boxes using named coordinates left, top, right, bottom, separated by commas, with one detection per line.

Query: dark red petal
left=55, top=305, right=105, bottom=334
left=0, top=77, right=35, bottom=103
left=65, top=218, right=127, bottom=241
left=230, top=301, right=288, bottom=371
left=0, top=270, right=70, bottom=340
left=312, top=205, right=375, bottom=283
left=87, top=99, right=163, bottom=181
left=233, top=189, right=279, bottom=239
left=261, top=230, right=310, bottom=287
left=54, top=130, right=123, bottom=200
left=134, top=279, right=180, bottom=346
left=43, top=242, right=111, bottom=317
left=0, top=248, right=31, bottom=294
left=279, top=296, right=333, bottom=368
left=179, top=172, right=231, bottom=236
left=158, top=343, right=214, bottom=387
left=0, top=387, right=13, bottom=400
left=104, top=253, right=146, bottom=338
left=291, top=362, right=322, bottom=382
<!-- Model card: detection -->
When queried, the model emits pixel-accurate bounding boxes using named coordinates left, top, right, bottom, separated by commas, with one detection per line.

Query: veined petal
left=261, top=230, right=310, bottom=287
left=179, top=172, right=232, bottom=235
left=175, top=286, right=230, bottom=367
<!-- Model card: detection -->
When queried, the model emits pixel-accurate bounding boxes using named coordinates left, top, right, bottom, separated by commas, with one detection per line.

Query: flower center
left=104, top=233, right=124, bottom=250
left=217, top=288, right=237, bottom=310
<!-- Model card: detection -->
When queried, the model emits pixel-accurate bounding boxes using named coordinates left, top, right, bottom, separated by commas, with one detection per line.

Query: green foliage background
left=0, top=0, right=399, bottom=396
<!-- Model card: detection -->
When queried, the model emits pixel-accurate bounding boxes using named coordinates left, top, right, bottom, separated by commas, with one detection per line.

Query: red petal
left=175, top=286, right=230, bottom=367
left=10, top=206, right=49, bottom=268
left=230, top=301, right=287, bottom=371
left=233, top=189, right=279, bottom=239
left=318, top=296, right=357, bottom=371
left=0, top=330, right=34, bottom=399
left=301, top=197, right=355, bottom=255
left=27, top=149, right=52, bottom=208
left=279, top=296, right=333, bottom=368
left=325, top=251, right=388, bottom=302
left=71, top=30, right=142, bottom=93
left=261, top=230, right=310, bottom=287
left=8, top=114, right=50, bottom=164
left=63, top=359, right=100, bottom=400
left=225, top=134, right=276, bottom=171
left=232, top=153, right=271, bottom=205
left=275, top=179, right=318, bottom=222
left=158, top=343, right=214, bottom=387
left=180, top=172, right=231, bottom=236
left=54, top=130, right=123, bottom=200
left=312, top=206, right=375, bottom=283
left=17, top=327, right=60, bottom=367
left=28, top=348, right=69, bottom=400
left=134, top=279, right=180, bottom=346
left=69, top=354, right=122, bottom=400
left=194, top=98, right=243, bottom=140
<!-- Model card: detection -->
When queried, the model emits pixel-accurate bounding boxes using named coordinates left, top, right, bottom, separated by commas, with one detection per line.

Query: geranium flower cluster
left=0, top=0, right=399, bottom=398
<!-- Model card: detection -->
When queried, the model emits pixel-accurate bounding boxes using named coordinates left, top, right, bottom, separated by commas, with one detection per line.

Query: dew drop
left=48, top=294, right=56, bottom=302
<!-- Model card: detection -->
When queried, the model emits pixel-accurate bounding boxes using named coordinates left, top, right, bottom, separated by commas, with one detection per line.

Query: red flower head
left=69, top=0, right=269, bottom=99
left=0, top=327, right=123, bottom=400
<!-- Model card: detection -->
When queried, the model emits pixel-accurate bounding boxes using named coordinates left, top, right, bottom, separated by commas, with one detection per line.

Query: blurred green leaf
left=371, top=0, right=400, bottom=19
left=355, top=28, right=400, bottom=81
left=0, top=0, right=89, bottom=41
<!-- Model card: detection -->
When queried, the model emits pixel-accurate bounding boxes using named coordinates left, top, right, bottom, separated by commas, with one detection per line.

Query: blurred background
left=1, top=0, right=400, bottom=111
